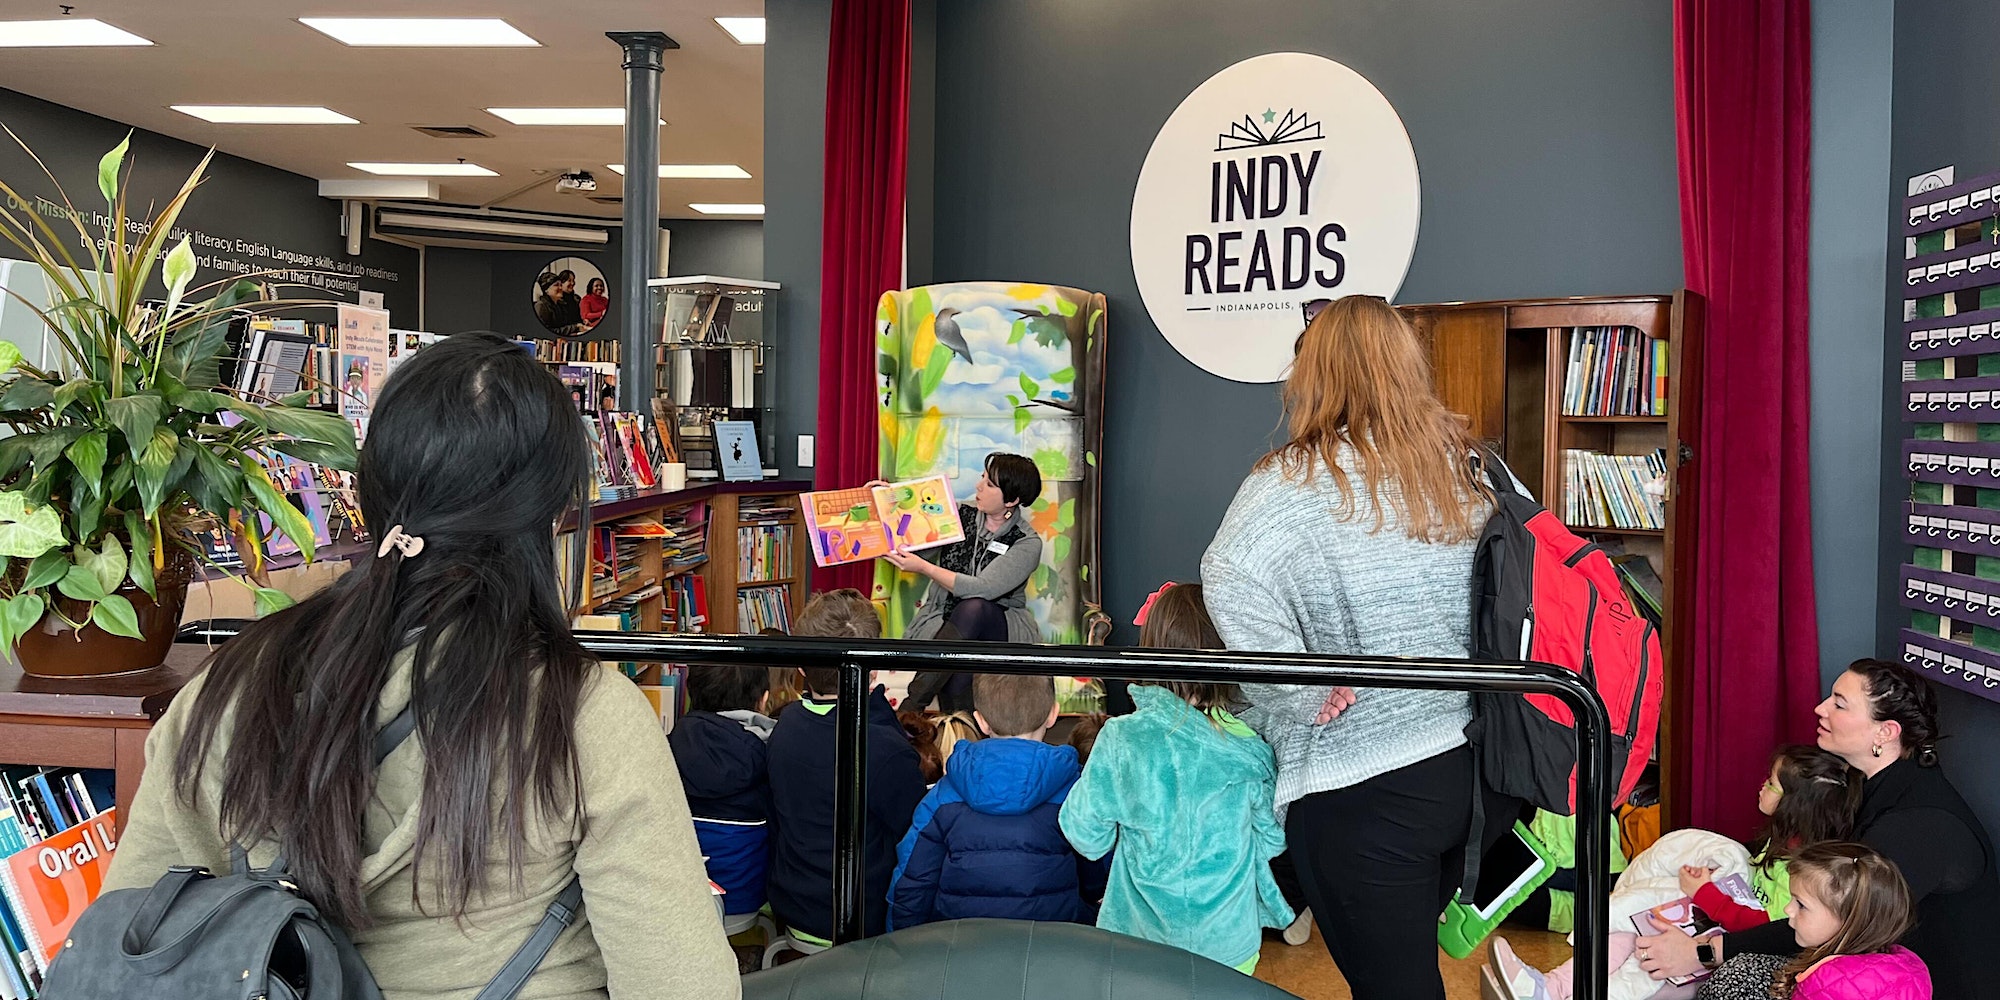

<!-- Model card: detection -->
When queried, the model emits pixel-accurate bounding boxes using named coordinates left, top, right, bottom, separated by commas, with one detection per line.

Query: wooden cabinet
left=1402, top=293, right=1704, bottom=820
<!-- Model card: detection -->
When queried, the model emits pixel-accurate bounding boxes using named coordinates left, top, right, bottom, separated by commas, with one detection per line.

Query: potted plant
left=0, top=131, right=357, bottom=676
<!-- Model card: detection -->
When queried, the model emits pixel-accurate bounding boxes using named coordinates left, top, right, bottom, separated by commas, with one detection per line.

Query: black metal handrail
left=175, top=622, right=1616, bottom=1000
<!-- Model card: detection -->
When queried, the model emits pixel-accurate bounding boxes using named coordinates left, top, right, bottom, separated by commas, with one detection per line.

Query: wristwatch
left=1695, top=940, right=1721, bottom=970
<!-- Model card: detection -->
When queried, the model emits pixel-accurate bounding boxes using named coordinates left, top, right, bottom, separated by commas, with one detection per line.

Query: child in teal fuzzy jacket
left=1058, top=583, right=1293, bottom=974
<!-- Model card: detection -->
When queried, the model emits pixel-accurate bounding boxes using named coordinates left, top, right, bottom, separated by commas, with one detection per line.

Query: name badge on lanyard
left=987, top=540, right=1010, bottom=556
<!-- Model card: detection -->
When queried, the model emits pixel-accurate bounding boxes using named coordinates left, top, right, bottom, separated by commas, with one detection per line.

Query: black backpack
left=36, top=708, right=584, bottom=1000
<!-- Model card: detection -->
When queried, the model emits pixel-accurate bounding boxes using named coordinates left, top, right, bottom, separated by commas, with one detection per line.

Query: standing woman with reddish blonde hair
left=1202, top=294, right=1514, bottom=1000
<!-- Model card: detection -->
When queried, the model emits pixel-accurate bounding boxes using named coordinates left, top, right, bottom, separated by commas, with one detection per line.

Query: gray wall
left=765, top=0, right=832, bottom=482
left=922, top=0, right=1682, bottom=639
left=425, top=247, right=494, bottom=334
left=0, top=87, right=418, bottom=320
left=666, top=219, right=764, bottom=282
left=1881, top=0, right=2000, bottom=843
left=1813, top=0, right=1893, bottom=686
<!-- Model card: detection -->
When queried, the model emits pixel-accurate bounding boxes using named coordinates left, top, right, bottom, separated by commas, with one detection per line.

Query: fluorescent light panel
left=608, top=164, right=752, bottom=179
left=173, top=105, right=358, bottom=124
left=349, top=162, right=497, bottom=177
left=689, top=203, right=764, bottom=215
left=299, top=17, right=539, bottom=47
left=0, top=19, right=152, bottom=46
left=714, top=17, right=766, bottom=44
left=488, top=107, right=664, bottom=126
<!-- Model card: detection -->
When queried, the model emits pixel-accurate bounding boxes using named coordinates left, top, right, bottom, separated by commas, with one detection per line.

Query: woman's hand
left=884, top=550, right=934, bottom=576
left=1314, top=687, right=1358, bottom=724
left=1678, top=864, right=1714, bottom=898
left=1633, top=920, right=1710, bottom=981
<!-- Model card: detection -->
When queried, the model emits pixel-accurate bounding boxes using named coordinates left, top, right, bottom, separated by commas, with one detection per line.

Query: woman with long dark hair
left=103, top=333, right=738, bottom=998
left=1202, top=295, right=1514, bottom=1000
left=1637, top=659, right=1998, bottom=999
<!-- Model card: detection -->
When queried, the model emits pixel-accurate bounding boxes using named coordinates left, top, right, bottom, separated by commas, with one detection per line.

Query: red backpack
left=1468, top=457, right=1662, bottom=815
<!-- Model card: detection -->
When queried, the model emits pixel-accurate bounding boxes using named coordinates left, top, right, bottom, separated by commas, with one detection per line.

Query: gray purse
left=36, top=708, right=584, bottom=1000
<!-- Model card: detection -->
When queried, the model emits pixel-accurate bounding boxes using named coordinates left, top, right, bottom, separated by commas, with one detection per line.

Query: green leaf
left=74, top=491, right=105, bottom=542
left=133, top=427, right=179, bottom=514
left=1027, top=315, right=1068, bottom=349
left=123, top=511, right=154, bottom=598
left=185, top=444, right=243, bottom=516
left=162, top=237, right=196, bottom=299
left=23, top=550, right=68, bottom=590
left=0, top=492, right=66, bottom=559
left=0, top=437, right=30, bottom=482
left=1054, top=297, right=1078, bottom=318
left=91, top=594, right=141, bottom=639
left=97, top=133, right=130, bottom=206
left=2, top=593, right=43, bottom=647
left=64, top=431, right=108, bottom=493
left=52, top=378, right=101, bottom=418
left=228, top=403, right=358, bottom=454
left=0, top=342, right=22, bottom=376
left=919, top=344, right=954, bottom=401
left=253, top=587, right=295, bottom=617
left=169, top=389, right=234, bottom=414
left=1013, top=406, right=1032, bottom=434
left=1085, top=450, right=1097, bottom=468
left=1057, top=498, right=1076, bottom=530
left=24, top=427, right=83, bottom=468
left=275, top=390, right=314, bottom=408
left=57, top=564, right=108, bottom=603
left=1019, top=372, right=1039, bottom=400
left=79, top=535, right=127, bottom=596
left=240, top=456, right=316, bottom=560
left=104, top=393, right=165, bottom=457
left=0, top=378, right=55, bottom=411
left=1008, top=320, right=1026, bottom=345
left=1054, top=535, right=1072, bottom=563
left=1050, top=366, right=1076, bottom=384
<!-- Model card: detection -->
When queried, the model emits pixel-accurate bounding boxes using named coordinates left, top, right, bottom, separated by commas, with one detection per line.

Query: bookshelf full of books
left=1893, top=164, right=2000, bottom=706
left=558, top=481, right=813, bottom=733
left=0, top=766, right=116, bottom=998
left=1401, top=293, right=1701, bottom=819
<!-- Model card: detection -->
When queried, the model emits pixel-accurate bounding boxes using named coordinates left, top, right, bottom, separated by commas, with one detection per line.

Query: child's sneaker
left=1282, top=907, right=1313, bottom=946
left=1485, top=936, right=1552, bottom=1000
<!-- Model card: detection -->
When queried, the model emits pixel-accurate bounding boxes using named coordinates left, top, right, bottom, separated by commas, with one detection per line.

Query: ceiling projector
left=556, top=170, right=597, bottom=194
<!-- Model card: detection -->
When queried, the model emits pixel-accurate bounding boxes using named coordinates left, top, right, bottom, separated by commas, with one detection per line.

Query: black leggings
left=1285, top=745, right=1513, bottom=1000
left=906, top=599, right=1009, bottom=712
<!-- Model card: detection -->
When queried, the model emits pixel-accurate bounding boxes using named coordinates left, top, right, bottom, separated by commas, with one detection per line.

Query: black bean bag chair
left=742, top=919, right=1299, bottom=1000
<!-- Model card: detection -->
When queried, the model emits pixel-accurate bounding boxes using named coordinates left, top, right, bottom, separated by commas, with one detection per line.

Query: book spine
left=0, top=874, right=34, bottom=994
left=0, top=866, right=44, bottom=976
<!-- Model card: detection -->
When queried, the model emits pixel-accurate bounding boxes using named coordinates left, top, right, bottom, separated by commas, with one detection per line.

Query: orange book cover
left=3, top=808, right=118, bottom=966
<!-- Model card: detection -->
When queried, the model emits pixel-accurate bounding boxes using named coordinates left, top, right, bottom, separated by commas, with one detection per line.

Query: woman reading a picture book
left=103, top=333, right=737, bottom=999
left=875, top=452, right=1044, bottom=712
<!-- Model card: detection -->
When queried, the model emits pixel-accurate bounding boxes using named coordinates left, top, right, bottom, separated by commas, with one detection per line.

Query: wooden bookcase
left=1401, top=292, right=1705, bottom=818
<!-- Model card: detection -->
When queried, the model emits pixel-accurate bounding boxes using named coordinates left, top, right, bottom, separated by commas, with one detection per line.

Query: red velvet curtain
left=1672, top=0, right=1821, bottom=839
left=814, top=0, right=911, bottom=594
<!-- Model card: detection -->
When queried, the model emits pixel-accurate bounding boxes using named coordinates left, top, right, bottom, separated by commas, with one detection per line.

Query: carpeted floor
left=1253, top=918, right=1571, bottom=1000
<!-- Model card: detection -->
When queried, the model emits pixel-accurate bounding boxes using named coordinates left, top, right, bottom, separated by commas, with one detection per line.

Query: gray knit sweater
left=1201, top=449, right=1491, bottom=820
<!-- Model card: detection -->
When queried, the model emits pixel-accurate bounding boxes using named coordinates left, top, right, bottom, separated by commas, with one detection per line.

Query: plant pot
left=15, top=555, right=194, bottom=678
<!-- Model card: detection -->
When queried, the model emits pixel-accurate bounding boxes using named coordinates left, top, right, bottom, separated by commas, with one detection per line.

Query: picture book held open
left=803, top=475, right=964, bottom=568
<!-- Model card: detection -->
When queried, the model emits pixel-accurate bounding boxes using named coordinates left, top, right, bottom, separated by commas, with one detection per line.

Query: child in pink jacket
left=1770, top=841, right=1931, bottom=1000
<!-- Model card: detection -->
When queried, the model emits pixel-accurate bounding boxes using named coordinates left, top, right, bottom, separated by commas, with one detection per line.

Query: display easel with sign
left=1401, top=292, right=1703, bottom=822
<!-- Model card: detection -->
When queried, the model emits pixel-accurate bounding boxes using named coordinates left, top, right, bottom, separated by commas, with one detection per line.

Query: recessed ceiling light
left=173, top=105, right=358, bottom=125
left=608, top=164, right=752, bottom=179
left=349, top=162, right=498, bottom=177
left=714, top=17, right=766, bottom=44
left=0, top=19, right=152, bottom=47
left=487, top=108, right=665, bottom=126
left=299, top=17, right=539, bottom=47
left=689, top=203, right=764, bottom=216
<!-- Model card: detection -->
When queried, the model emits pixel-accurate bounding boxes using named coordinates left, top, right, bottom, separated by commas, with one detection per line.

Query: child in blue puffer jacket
left=889, top=673, right=1085, bottom=928
left=667, top=663, right=775, bottom=919
left=1059, top=583, right=1293, bottom=974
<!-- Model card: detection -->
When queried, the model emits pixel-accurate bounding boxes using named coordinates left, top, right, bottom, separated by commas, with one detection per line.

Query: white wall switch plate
left=797, top=434, right=815, bottom=467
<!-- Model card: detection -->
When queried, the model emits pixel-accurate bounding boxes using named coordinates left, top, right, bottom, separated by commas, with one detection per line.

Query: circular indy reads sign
left=1130, top=52, right=1421, bottom=383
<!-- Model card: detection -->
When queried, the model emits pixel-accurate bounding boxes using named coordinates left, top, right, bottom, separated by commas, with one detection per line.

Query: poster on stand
left=336, top=304, right=390, bottom=441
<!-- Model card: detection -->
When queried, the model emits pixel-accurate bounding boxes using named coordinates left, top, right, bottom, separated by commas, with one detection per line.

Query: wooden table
left=0, top=644, right=212, bottom=835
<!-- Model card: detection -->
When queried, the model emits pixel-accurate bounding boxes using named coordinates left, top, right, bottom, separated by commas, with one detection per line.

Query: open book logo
left=1215, top=108, right=1324, bottom=151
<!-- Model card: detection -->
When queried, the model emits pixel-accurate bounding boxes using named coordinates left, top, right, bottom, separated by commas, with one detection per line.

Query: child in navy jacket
left=766, top=590, right=928, bottom=942
left=889, top=674, right=1085, bottom=928
left=667, top=663, right=774, bottom=918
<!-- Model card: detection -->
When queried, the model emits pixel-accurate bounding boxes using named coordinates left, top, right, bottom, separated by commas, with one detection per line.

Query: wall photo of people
left=533, top=256, right=610, bottom=338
